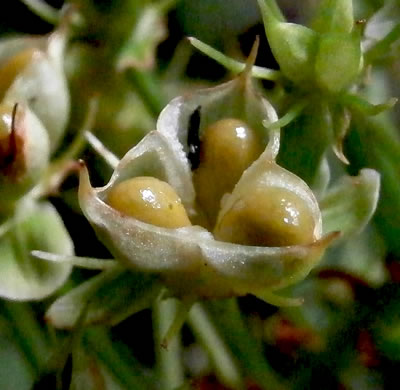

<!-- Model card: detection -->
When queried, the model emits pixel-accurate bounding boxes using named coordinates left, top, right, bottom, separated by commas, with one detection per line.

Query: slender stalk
left=19, top=0, right=60, bottom=24
left=188, top=303, right=244, bottom=390
left=84, top=327, right=152, bottom=390
left=153, top=299, right=185, bottom=390
left=125, top=69, right=167, bottom=118
left=208, top=299, right=286, bottom=390
left=188, top=37, right=281, bottom=82
left=2, top=301, right=50, bottom=374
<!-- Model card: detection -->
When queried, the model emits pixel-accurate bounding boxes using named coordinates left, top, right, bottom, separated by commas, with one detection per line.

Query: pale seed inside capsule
left=106, top=176, right=191, bottom=228
left=193, top=118, right=263, bottom=227
left=214, top=186, right=317, bottom=247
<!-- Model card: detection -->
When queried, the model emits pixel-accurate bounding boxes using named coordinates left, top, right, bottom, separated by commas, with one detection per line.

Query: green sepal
left=311, top=0, right=354, bottom=34
left=320, top=169, right=380, bottom=237
left=0, top=200, right=73, bottom=300
left=46, top=267, right=163, bottom=329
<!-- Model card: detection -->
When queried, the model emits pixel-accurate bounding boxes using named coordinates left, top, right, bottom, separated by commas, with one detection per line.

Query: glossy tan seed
left=106, top=176, right=191, bottom=228
left=193, top=118, right=262, bottom=227
left=214, top=186, right=317, bottom=247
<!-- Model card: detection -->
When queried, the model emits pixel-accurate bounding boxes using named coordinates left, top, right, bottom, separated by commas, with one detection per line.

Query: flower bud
left=315, top=31, right=362, bottom=93
left=311, top=0, right=354, bottom=34
left=258, top=0, right=318, bottom=84
left=106, top=176, right=192, bottom=228
left=0, top=102, right=49, bottom=213
left=257, top=0, right=362, bottom=93
left=0, top=30, right=69, bottom=152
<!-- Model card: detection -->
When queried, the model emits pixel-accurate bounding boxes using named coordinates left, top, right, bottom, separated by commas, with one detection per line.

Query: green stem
left=125, top=69, right=167, bottom=117
left=153, top=299, right=185, bottom=390
left=263, top=100, right=308, bottom=130
left=19, top=0, right=60, bottom=24
left=84, top=327, right=152, bottom=390
left=208, top=299, right=286, bottom=390
left=188, top=37, right=281, bottom=81
left=365, top=23, right=400, bottom=63
left=187, top=303, right=244, bottom=390
left=2, top=301, right=50, bottom=374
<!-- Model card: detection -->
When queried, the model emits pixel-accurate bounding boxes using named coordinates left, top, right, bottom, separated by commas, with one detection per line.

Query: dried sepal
left=0, top=102, right=50, bottom=214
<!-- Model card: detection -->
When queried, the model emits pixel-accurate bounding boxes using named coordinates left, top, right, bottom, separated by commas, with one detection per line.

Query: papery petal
left=321, top=169, right=380, bottom=237
left=0, top=200, right=73, bottom=300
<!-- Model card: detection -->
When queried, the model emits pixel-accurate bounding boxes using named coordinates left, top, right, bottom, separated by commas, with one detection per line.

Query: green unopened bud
left=0, top=30, right=69, bottom=152
left=315, top=31, right=362, bottom=93
left=258, top=0, right=318, bottom=84
left=311, top=0, right=354, bottom=34
left=0, top=102, right=50, bottom=213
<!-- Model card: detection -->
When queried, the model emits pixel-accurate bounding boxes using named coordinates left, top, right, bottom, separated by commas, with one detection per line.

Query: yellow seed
left=193, top=118, right=262, bottom=227
left=214, top=187, right=317, bottom=247
left=106, top=176, right=191, bottom=228
left=0, top=48, right=40, bottom=99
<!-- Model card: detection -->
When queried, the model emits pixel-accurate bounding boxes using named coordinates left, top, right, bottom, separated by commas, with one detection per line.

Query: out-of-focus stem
left=188, top=303, right=244, bottom=389
left=153, top=299, right=185, bottom=390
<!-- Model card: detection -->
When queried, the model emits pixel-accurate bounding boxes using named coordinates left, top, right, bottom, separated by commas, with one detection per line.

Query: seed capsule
left=193, top=118, right=263, bottom=227
left=106, top=176, right=192, bottom=228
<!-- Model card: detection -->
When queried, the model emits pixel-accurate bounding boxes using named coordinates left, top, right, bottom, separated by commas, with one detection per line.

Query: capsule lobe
left=193, top=118, right=262, bottom=226
left=0, top=48, right=39, bottom=99
left=106, top=176, right=191, bottom=229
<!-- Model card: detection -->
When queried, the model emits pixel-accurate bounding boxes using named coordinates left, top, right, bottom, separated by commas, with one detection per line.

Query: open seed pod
left=157, top=39, right=280, bottom=227
left=78, top=53, right=339, bottom=303
left=0, top=28, right=69, bottom=152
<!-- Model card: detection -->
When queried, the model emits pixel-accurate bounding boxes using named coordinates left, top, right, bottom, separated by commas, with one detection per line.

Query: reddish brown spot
left=274, top=318, right=322, bottom=355
left=357, top=329, right=380, bottom=368
left=0, top=103, right=26, bottom=181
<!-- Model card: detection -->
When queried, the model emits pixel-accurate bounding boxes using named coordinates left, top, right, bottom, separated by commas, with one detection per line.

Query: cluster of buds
left=258, top=0, right=363, bottom=94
